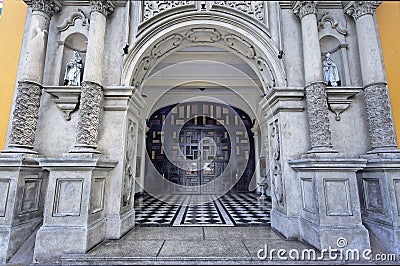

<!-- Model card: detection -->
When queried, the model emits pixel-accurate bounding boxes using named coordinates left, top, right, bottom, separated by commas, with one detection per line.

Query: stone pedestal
left=33, top=157, right=116, bottom=263
left=357, top=159, right=400, bottom=254
left=289, top=158, right=370, bottom=251
left=0, top=156, right=46, bottom=263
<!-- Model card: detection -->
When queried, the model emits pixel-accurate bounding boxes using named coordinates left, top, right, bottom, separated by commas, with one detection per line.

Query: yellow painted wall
left=377, top=2, right=400, bottom=144
left=0, top=0, right=27, bottom=149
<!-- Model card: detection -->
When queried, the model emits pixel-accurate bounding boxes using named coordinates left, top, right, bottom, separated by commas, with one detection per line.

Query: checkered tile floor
left=134, top=193, right=271, bottom=227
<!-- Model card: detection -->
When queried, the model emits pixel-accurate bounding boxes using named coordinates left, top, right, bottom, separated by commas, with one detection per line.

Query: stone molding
left=292, top=1, right=317, bottom=20
left=304, top=82, right=334, bottom=151
left=364, top=82, right=398, bottom=150
left=75, top=81, right=102, bottom=148
left=90, top=0, right=115, bottom=17
left=9, top=81, right=42, bottom=149
left=344, top=1, right=381, bottom=21
left=31, top=0, right=61, bottom=18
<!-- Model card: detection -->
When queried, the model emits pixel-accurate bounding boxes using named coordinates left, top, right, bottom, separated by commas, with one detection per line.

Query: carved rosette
left=90, top=0, right=115, bottom=17
left=9, top=82, right=42, bottom=148
left=292, top=1, right=317, bottom=20
left=345, top=1, right=381, bottom=21
left=305, top=82, right=334, bottom=150
left=32, top=0, right=61, bottom=17
left=364, top=83, right=397, bottom=150
left=76, top=81, right=102, bottom=147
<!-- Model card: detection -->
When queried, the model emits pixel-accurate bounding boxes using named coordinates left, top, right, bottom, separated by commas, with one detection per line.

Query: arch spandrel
left=122, top=16, right=287, bottom=93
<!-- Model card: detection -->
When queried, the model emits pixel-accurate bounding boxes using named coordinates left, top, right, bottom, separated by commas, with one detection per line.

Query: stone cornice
left=344, top=1, right=382, bottom=21
left=292, top=1, right=318, bottom=20
left=30, top=0, right=61, bottom=18
left=90, top=0, right=115, bottom=17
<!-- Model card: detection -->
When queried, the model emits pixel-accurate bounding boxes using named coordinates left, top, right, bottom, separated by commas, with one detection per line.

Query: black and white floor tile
left=134, top=193, right=272, bottom=227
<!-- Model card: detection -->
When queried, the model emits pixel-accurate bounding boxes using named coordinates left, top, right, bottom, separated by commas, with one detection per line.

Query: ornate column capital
left=90, top=0, right=115, bottom=17
left=292, top=1, right=317, bottom=20
left=31, top=0, right=61, bottom=18
left=344, top=1, right=381, bottom=21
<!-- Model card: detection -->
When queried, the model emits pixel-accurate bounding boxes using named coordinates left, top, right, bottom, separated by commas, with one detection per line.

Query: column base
left=106, top=209, right=135, bottom=240
left=271, top=209, right=300, bottom=239
left=1, top=145, right=38, bottom=157
left=69, top=144, right=101, bottom=156
left=289, top=158, right=370, bottom=251
left=357, top=158, right=400, bottom=254
left=33, top=157, right=117, bottom=263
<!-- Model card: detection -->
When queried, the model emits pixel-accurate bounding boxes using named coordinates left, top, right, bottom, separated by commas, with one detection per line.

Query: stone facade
left=0, top=0, right=399, bottom=263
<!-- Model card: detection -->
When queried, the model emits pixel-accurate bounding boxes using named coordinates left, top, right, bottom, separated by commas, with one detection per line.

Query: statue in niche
left=64, top=51, right=83, bottom=86
left=322, top=52, right=340, bottom=86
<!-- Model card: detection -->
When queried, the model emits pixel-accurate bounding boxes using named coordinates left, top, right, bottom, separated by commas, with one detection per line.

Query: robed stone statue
left=64, top=51, right=83, bottom=86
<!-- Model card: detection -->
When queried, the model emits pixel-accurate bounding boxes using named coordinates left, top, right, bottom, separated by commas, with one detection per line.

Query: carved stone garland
left=213, top=1, right=265, bottom=22
left=9, top=82, right=42, bottom=148
left=142, top=1, right=194, bottom=22
left=32, top=0, right=61, bottom=17
left=75, top=81, right=102, bottom=147
left=364, top=83, right=398, bottom=150
left=123, top=120, right=136, bottom=206
left=271, top=121, right=284, bottom=207
left=305, top=82, right=333, bottom=150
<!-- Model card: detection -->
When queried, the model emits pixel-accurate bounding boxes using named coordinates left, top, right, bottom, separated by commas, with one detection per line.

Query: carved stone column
left=71, top=0, right=114, bottom=154
left=288, top=1, right=370, bottom=252
left=346, top=1, right=398, bottom=155
left=293, top=1, right=336, bottom=155
left=346, top=1, right=400, bottom=254
left=3, top=0, right=61, bottom=154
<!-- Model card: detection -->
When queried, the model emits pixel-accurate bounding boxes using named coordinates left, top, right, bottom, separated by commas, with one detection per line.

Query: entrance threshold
left=134, top=193, right=271, bottom=227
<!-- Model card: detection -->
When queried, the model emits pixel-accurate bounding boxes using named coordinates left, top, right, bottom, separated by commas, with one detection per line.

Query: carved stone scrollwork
left=143, top=1, right=194, bottom=22
left=213, top=1, right=265, bottom=22
left=9, top=81, right=42, bottom=148
left=32, top=0, right=61, bottom=18
left=305, top=82, right=334, bottom=150
left=292, top=1, right=317, bottom=20
left=151, top=34, right=183, bottom=58
left=186, top=28, right=221, bottom=43
left=224, top=34, right=255, bottom=59
left=364, top=83, right=398, bottom=150
left=345, top=1, right=381, bottom=21
left=75, top=81, right=102, bottom=147
left=271, top=121, right=284, bottom=207
left=90, top=0, right=115, bottom=17
left=123, top=119, right=136, bottom=207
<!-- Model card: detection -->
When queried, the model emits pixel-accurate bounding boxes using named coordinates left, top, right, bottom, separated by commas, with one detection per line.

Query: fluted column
left=5, top=0, right=60, bottom=154
left=346, top=1, right=398, bottom=155
left=71, top=0, right=114, bottom=154
left=293, top=1, right=336, bottom=155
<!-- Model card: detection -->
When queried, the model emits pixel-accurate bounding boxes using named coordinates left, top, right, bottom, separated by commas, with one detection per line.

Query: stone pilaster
left=3, top=0, right=61, bottom=154
left=293, top=1, right=336, bottom=155
left=71, top=0, right=114, bottom=154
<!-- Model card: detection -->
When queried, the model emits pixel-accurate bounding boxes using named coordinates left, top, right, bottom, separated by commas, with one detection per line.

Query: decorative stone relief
left=9, top=82, right=42, bottom=148
left=345, top=1, right=380, bottom=21
left=224, top=34, right=255, bottom=59
left=142, top=1, right=194, bottom=22
left=122, top=119, right=136, bottom=207
left=318, top=13, right=348, bottom=35
left=132, top=27, right=278, bottom=91
left=213, top=1, right=265, bottom=22
left=151, top=34, right=183, bottom=58
left=32, top=0, right=61, bottom=18
left=292, top=1, right=317, bottom=20
left=90, top=0, right=115, bottom=17
left=304, top=82, right=333, bottom=150
left=325, top=87, right=361, bottom=121
left=270, top=120, right=284, bottom=207
left=57, top=9, right=89, bottom=32
left=76, top=81, right=102, bottom=147
left=364, top=83, right=397, bottom=149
